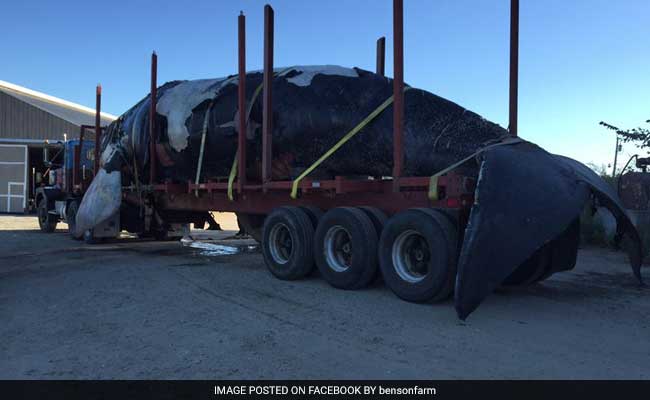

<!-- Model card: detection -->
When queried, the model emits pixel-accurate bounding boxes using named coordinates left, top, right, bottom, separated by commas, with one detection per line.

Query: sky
left=1, top=0, right=648, bottom=171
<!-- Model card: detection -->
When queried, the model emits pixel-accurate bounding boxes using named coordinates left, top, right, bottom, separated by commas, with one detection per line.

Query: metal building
left=0, top=80, right=116, bottom=213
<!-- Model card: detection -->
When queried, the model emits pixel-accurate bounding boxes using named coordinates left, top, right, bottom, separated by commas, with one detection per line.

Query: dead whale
left=77, top=65, right=643, bottom=319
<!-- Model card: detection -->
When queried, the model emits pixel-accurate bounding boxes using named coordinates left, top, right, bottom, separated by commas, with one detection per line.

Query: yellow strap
left=227, top=69, right=293, bottom=201
left=194, top=105, right=212, bottom=196
left=290, top=87, right=412, bottom=199
left=427, top=136, right=523, bottom=200
left=227, top=150, right=238, bottom=201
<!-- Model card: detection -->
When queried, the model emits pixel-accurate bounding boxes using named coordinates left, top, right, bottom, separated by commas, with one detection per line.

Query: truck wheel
left=299, top=206, right=323, bottom=229
left=37, top=199, right=57, bottom=233
left=314, top=207, right=379, bottom=289
left=66, top=201, right=81, bottom=239
left=237, top=213, right=265, bottom=243
left=262, top=207, right=315, bottom=280
left=358, top=206, right=388, bottom=237
left=379, top=209, right=458, bottom=303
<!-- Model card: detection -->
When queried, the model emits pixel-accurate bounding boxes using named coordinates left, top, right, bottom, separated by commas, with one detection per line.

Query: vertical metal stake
left=149, top=52, right=158, bottom=184
left=376, top=37, right=386, bottom=77
left=238, top=12, right=247, bottom=192
left=509, top=0, right=519, bottom=137
left=262, top=4, right=274, bottom=190
left=392, top=0, right=404, bottom=190
left=94, top=85, right=102, bottom=175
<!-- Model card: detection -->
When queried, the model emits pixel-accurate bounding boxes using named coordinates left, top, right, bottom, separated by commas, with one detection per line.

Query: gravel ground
left=0, top=214, right=648, bottom=379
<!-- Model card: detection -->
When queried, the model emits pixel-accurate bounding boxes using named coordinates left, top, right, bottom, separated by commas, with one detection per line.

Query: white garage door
left=0, top=144, right=28, bottom=213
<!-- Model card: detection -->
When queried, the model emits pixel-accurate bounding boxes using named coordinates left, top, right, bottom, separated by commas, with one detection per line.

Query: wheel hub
left=392, top=229, right=430, bottom=283
left=323, top=225, right=353, bottom=272
left=268, top=223, right=293, bottom=265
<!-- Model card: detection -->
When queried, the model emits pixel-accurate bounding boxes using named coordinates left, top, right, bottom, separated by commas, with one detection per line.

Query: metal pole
left=238, top=11, right=247, bottom=192
left=149, top=51, right=158, bottom=185
left=94, top=85, right=101, bottom=175
left=392, top=0, right=404, bottom=188
left=262, top=4, right=274, bottom=189
left=509, top=0, right=519, bottom=137
left=612, top=135, right=620, bottom=177
left=75, top=126, right=85, bottom=186
left=376, top=36, right=386, bottom=76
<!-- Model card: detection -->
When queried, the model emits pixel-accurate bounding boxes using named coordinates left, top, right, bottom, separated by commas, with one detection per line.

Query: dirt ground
left=1, top=214, right=648, bottom=379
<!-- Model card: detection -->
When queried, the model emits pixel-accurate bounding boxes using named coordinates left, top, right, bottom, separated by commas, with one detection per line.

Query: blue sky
left=2, top=0, right=648, bottom=170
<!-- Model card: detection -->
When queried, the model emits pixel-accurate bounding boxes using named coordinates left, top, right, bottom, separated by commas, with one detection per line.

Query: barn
left=0, top=80, right=116, bottom=213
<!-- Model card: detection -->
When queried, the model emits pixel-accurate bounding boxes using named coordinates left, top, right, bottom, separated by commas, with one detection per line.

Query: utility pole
left=612, top=134, right=620, bottom=177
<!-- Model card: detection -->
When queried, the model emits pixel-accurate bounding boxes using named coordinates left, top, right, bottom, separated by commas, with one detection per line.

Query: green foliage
left=600, top=120, right=650, bottom=155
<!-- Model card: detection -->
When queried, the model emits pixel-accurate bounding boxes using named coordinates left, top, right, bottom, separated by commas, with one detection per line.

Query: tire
left=237, top=213, right=265, bottom=242
left=358, top=206, right=388, bottom=237
left=37, top=198, right=57, bottom=233
left=299, top=206, right=323, bottom=229
left=262, top=207, right=315, bottom=280
left=379, top=208, right=458, bottom=303
left=66, top=201, right=81, bottom=239
left=314, top=207, right=379, bottom=290
left=413, top=208, right=458, bottom=300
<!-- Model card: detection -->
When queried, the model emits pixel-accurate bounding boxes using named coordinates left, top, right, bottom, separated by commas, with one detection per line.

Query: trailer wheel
left=299, top=206, right=323, bottom=229
left=358, top=206, right=388, bottom=236
left=262, top=207, right=315, bottom=280
left=314, top=207, right=378, bottom=289
left=237, top=213, right=265, bottom=243
left=37, top=199, right=57, bottom=233
left=379, top=209, right=458, bottom=303
left=66, top=201, right=81, bottom=239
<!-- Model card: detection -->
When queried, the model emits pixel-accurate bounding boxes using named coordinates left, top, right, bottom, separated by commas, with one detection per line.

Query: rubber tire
left=262, top=207, right=315, bottom=280
left=37, top=199, right=57, bottom=233
left=299, top=206, right=324, bottom=229
left=413, top=208, right=458, bottom=300
left=314, top=207, right=379, bottom=290
left=237, top=213, right=265, bottom=243
left=379, top=208, right=458, bottom=303
left=66, top=201, right=81, bottom=239
left=358, top=206, right=388, bottom=237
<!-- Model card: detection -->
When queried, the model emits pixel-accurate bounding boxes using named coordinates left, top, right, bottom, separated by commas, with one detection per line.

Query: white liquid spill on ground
left=181, top=238, right=257, bottom=257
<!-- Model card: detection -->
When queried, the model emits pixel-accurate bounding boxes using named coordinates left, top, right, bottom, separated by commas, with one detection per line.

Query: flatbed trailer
left=87, top=0, right=521, bottom=303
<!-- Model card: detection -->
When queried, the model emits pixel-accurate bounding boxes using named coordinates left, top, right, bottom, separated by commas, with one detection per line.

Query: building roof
left=0, top=80, right=117, bottom=127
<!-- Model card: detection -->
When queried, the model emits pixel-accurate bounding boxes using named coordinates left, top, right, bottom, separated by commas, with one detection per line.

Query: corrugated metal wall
left=0, top=91, right=83, bottom=141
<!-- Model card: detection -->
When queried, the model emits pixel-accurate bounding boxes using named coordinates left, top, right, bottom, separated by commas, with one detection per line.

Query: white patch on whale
left=157, top=78, right=224, bottom=152
left=155, top=66, right=357, bottom=153
left=279, top=65, right=358, bottom=87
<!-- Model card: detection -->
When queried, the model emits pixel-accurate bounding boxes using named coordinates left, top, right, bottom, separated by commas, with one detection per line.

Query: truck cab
left=35, top=139, right=95, bottom=235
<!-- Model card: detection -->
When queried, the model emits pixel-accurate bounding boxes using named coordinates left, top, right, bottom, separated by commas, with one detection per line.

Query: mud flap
left=454, top=142, right=643, bottom=320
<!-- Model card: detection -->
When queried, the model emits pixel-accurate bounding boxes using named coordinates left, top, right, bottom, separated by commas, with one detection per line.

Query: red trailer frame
left=112, top=0, right=519, bottom=225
